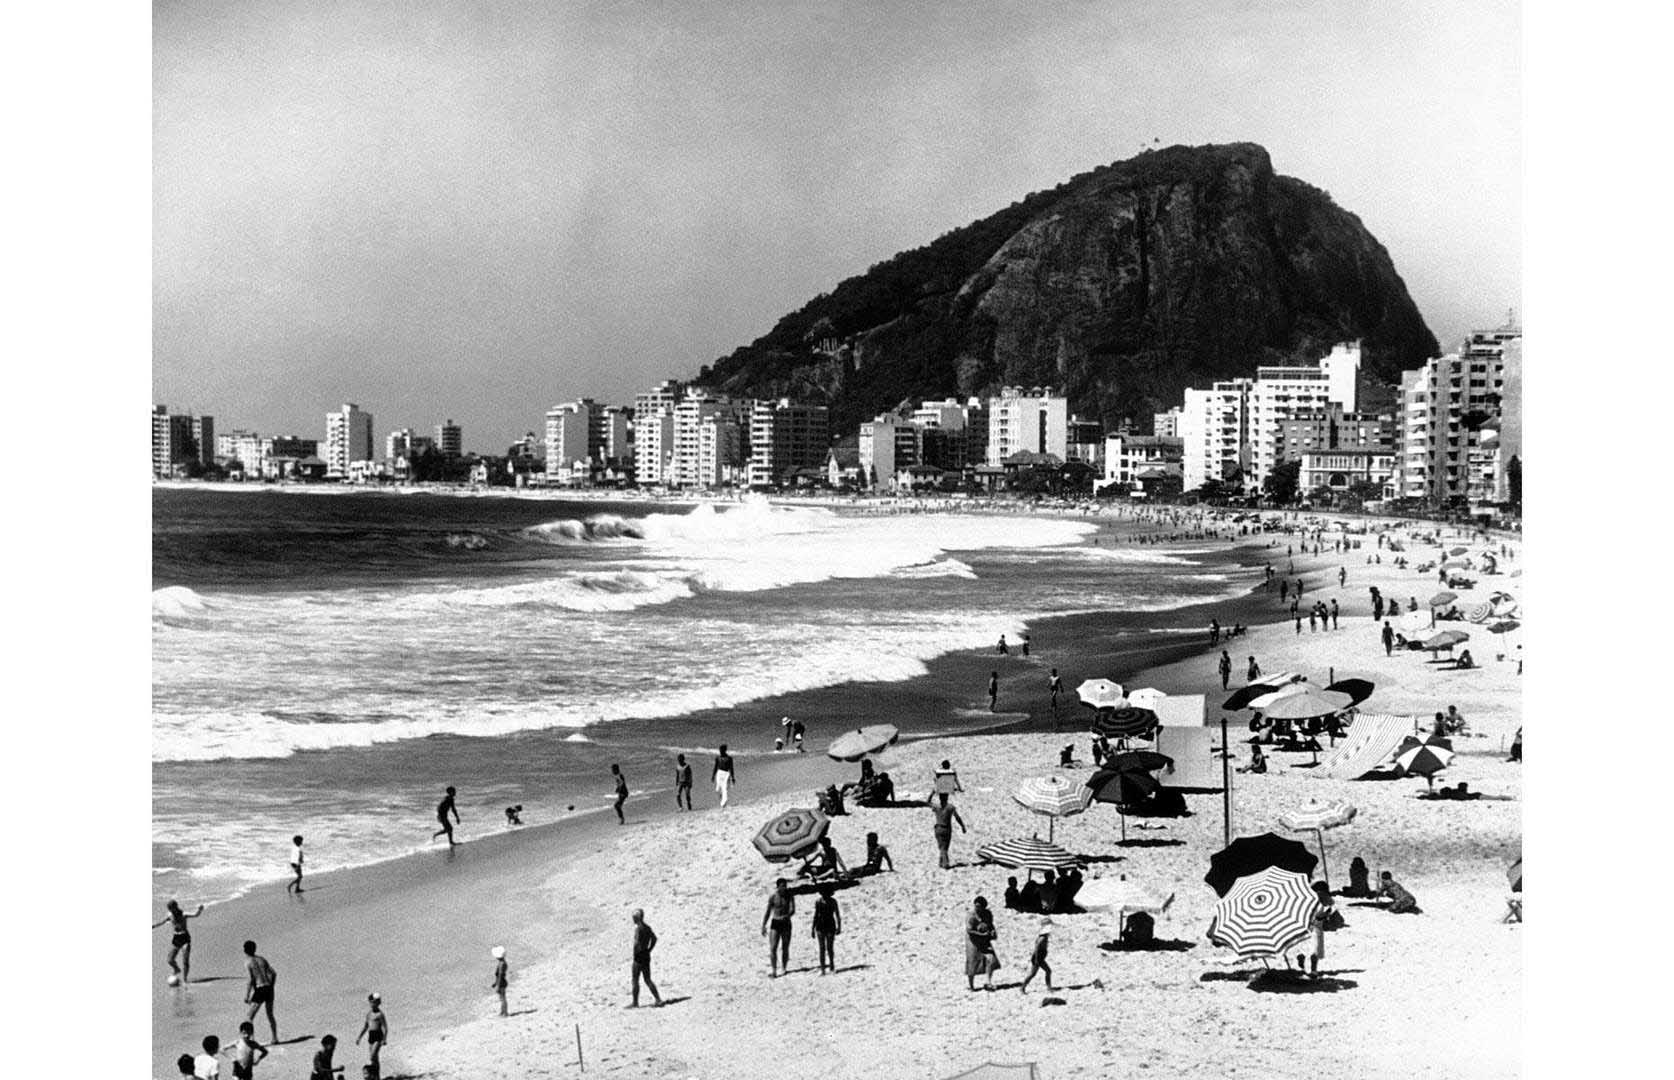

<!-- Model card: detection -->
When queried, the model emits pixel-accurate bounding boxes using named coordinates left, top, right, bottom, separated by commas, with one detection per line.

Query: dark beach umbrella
left=1488, top=619, right=1520, bottom=635
left=1325, top=679, right=1375, bottom=708
left=752, top=808, right=829, bottom=863
left=1205, top=832, right=1319, bottom=897
left=1398, top=733, right=1454, bottom=754
left=1508, top=857, right=1522, bottom=892
left=1092, top=706, right=1159, bottom=740
left=1395, top=742, right=1454, bottom=779
left=1085, top=766, right=1160, bottom=842
left=1106, top=750, right=1173, bottom=775
left=1422, top=630, right=1470, bottom=652
left=1429, top=591, right=1459, bottom=609
left=1222, top=683, right=1283, bottom=711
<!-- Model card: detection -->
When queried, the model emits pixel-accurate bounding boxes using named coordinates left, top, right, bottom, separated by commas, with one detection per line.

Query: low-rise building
left=1299, top=448, right=1397, bottom=498
left=1101, top=434, right=1184, bottom=491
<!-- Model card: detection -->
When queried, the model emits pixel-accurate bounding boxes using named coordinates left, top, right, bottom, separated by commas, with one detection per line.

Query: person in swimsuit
left=231, top=1022, right=267, bottom=1080
left=308, top=1035, right=341, bottom=1080
left=490, top=946, right=509, bottom=1016
left=287, top=835, right=304, bottom=894
left=761, top=878, right=796, bottom=977
left=1018, top=918, right=1054, bottom=993
left=243, top=939, right=279, bottom=1042
left=712, top=745, right=735, bottom=807
left=630, top=909, right=662, bottom=1007
left=792, top=719, right=806, bottom=752
left=611, top=765, right=628, bottom=824
left=154, top=899, right=204, bottom=984
left=354, top=993, right=387, bottom=1079
left=931, top=793, right=967, bottom=869
left=811, top=884, right=842, bottom=974
left=987, top=671, right=998, bottom=711
left=432, top=786, right=460, bottom=846
left=1048, top=668, right=1063, bottom=710
left=674, top=754, right=693, bottom=811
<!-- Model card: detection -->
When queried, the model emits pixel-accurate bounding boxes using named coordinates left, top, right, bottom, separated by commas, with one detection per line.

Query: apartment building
left=1179, top=380, right=1252, bottom=492
left=633, top=381, right=684, bottom=484
left=1395, top=317, right=1520, bottom=506
left=325, top=404, right=373, bottom=479
left=986, top=387, right=1067, bottom=465
left=746, top=399, right=830, bottom=488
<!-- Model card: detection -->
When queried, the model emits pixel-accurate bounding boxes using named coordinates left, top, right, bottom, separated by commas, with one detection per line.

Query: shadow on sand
left=1098, top=938, right=1197, bottom=953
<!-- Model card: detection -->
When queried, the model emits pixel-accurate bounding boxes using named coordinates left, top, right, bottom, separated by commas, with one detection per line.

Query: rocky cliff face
left=698, top=143, right=1437, bottom=433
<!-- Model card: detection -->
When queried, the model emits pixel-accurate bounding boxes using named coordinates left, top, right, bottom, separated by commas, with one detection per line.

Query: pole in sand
left=1220, top=714, right=1232, bottom=848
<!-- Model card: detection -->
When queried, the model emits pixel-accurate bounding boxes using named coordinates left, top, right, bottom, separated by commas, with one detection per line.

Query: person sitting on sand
left=862, top=831, right=893, bottom=874
left=1454, top=649, right=1475, bottom=669
left=504, top=805, right=523, bottom=826
left=1059, top=743, right=1076, bottom=767
left=1059, top=867, right=1084, bottom=912
left=1004, top=875, right=1023, bottom=911
left=1038, top=870, right=1061, bottom=914
left=1018, top=875, right=1042, bottom=913
left=1341, top=856, right=1373, bottom=898
left=802, top=836, right=848, bottom=881
left=1120, top=910, right=1155, bottom=947
left=1244, top=745, right=1267, bottom=774
left=1376, top=871, right=1421, bottom=914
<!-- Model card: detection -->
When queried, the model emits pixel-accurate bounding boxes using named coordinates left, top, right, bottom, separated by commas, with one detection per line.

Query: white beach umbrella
left=1126, top=687, right=1167, bottom=710
left=1248, top=683, right=1309, bottom=711
left=1076, top=679, right=1125, bottom=710
left=1012, top=775, right=1093, bottom=842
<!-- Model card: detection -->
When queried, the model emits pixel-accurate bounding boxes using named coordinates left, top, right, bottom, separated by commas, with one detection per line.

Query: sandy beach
left=153, top=515, right=1522, bottom=1079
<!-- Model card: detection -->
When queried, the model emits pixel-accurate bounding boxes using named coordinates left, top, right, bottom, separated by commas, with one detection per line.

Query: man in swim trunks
left=630, top=908, right=662, bottom=1007
left=931, top=793, right=968, bottom=869
left=611, top=765, right=628, bottom=824
left=287, top=835, right=304, bottom=894
left=432, top=786, right=460, bottom=846
left=713, top=745, right=735, bottom=807
left=674, top=754, right=693, bottom=811
left=243, top=939, right=279, bottom=1043
left=761, top=878, right=796, bottom=977
left=153, top=898, right=204, bottom=984
left=354, top=992, right=388, bottom=1079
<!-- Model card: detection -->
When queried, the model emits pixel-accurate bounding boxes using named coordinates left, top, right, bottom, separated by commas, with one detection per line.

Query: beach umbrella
left=1398, top=734, right=1454, bottom=753
left=1325, top=679, right=1375, bottom=707
left=1126, top=687, right=1167, bottom=709
left=1465, top=602, right=1493, bottom=623
left=1248, top=683, right=1311, bottom=711
left=1076, top=873, right=1175, bottom=934
left=975, top=836, right=1082, bottom=873
left=1507, top=857, right=1522, bottom=893
left=1076, top=679, right=1125, bottom=710
left=1222, top=683, right=1284, bottom=711
left=1487, top=618, right=1520, bottom=635
left=825, top=724, right=899, bottom=762
left=1395, top=742, right=1455, bottom=783
left=752, top=807, right=829, bottom=863
left=1429, top=591, right=1459, bottom=608
left=1207, top=867, right=1321, bottom=959
left=1012, top=775, right=1092, bottom=842
left=1277, top=798, right=1357, bottom=890
left=1422, top=630, right=1470, bottom=652
left=1084, top=766, right=1161, bottom=842
left=1106, top=750, right=1173, bottom=775
left=1396, top=609, right=1432, bottom=634
left=1092, top=706, right=1159, bottom=740
left=1205, top=832, right=1319, bottom=897
left=1449, top=546, right=1468, bottom=556
left=1259, top=686, right=1353, bottom=722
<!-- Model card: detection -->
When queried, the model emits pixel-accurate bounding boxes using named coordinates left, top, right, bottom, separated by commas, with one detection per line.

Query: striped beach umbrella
left=1277, top=798, right=1358, bottom=890
left=1012, top=776, right=1092, bottom=842
left=1207, top=866, right=1321, bottom=958
left=752, top=807, right=829, bottom=863
left=1076, top=679, right=1125, bottom=710
left=975, top=836, right=1082, bottom=873
left=825, top=724, right=899, bottom=762
left=1092, top=706, right=1159, bottom=739
left=1395, top=742, right=1455, bottom=781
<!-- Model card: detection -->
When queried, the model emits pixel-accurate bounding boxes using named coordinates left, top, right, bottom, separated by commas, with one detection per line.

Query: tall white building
left=633, top=381, right=684, bottom=484
left=695, top=413, right=744, bottom=489
left=986, top=387, right=1068, bottom=465
left=1179, top=380, right=1252, bottom=492
left=1395, top=317, right=1520, bottom=506
left=1153, top=408, right=1182, bottom=438
left=858, top=413, right=922, bottom=489
left=325, top=403, right=373, bottom=479
left=1245, top=343, right=1360, bottom=488
left=545, top=400, right=598, bottom=481
left=671, top=392, right=742, bottom=488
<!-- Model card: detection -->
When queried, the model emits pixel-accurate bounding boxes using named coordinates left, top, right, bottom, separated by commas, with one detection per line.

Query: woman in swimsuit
left=152, top=899, right=204, bottom=984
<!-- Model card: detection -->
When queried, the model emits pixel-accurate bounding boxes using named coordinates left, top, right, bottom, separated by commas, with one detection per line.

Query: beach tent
left=1148, top=693, right=1206, bottom=727
left=1312, top=713, right=1416, bottom=779
left=1155, top=726, right=1225, bottom=792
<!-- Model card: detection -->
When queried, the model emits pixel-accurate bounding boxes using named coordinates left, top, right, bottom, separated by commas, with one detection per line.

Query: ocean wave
left=526, top=514, right=645, bottom=544
left=891, top=558, right=979, bottom=580
left=152, top=585, right=211, bottom=620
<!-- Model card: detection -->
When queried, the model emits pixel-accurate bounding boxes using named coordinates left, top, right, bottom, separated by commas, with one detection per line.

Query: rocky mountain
left=695, top=142, right=1437, bottom=433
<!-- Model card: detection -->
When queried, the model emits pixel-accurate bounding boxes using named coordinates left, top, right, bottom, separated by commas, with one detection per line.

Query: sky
left=154, top=0, right=1521, bottom=453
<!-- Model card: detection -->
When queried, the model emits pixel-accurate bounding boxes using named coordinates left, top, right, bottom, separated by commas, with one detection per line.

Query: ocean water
left=152, top=488, right=1251, bottom=904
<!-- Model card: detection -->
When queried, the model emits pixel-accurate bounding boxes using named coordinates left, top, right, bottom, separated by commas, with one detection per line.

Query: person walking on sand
left=630, top=909, right=662, bottom=1007
left=965, top=896, right=1000, bottom=991
left=1280, top=579, right=1289, bottom=603
left=987, top=671, right=999, bottom=712
left=432, top=786, right=460, bottom=846
left=997, top=634, right=1009, bottom=655
left=674, top=754, right=694, bottom=810
left=287, top=835, right=305, bottom=894
left=610, top=764, right=629, bottom=824
left=1048, top=668, right=1063, bottom=710
left=1382, top=620, right=1395, bottom=656
left=354, top=993, right=387, bottom=1080
left=242, top=939, right=279, bottom=1043
left=792, top=718, right=806, bottom=752
left=712, top=744, right=735, bottom=807
left=1330, top=598, right=1339, bottom=629
left=1021, top=631, right=1031, bottom=657
left=308, top=1035, right=341, bottom=1080
left=1218, top=650, right=1233, bottom=691
left=154, top=899, right=204, bottom=985
left=231, top=1022, right=267, bottom=1080
left=1339, top=566, right=1347, bottom=588
left=931, top=792, right=968, bottom=869
left=490, top=946, right=509, bottom=1017
left=1019, top=917, right=1055, bottom=993
left=762, top=878, right=796, bottom=977
left=1247, top=656, right=1261, bottom=682
left=812, top=883, right=842, bottom=974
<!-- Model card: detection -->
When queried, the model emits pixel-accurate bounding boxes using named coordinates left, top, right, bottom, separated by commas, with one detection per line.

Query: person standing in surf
left=432, top=786, right=460, bottom=847
left=713, top=744, right=735, bottom=807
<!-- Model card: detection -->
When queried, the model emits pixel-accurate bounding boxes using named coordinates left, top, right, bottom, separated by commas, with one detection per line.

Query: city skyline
left=155, top=0, right=1519, bottom=452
